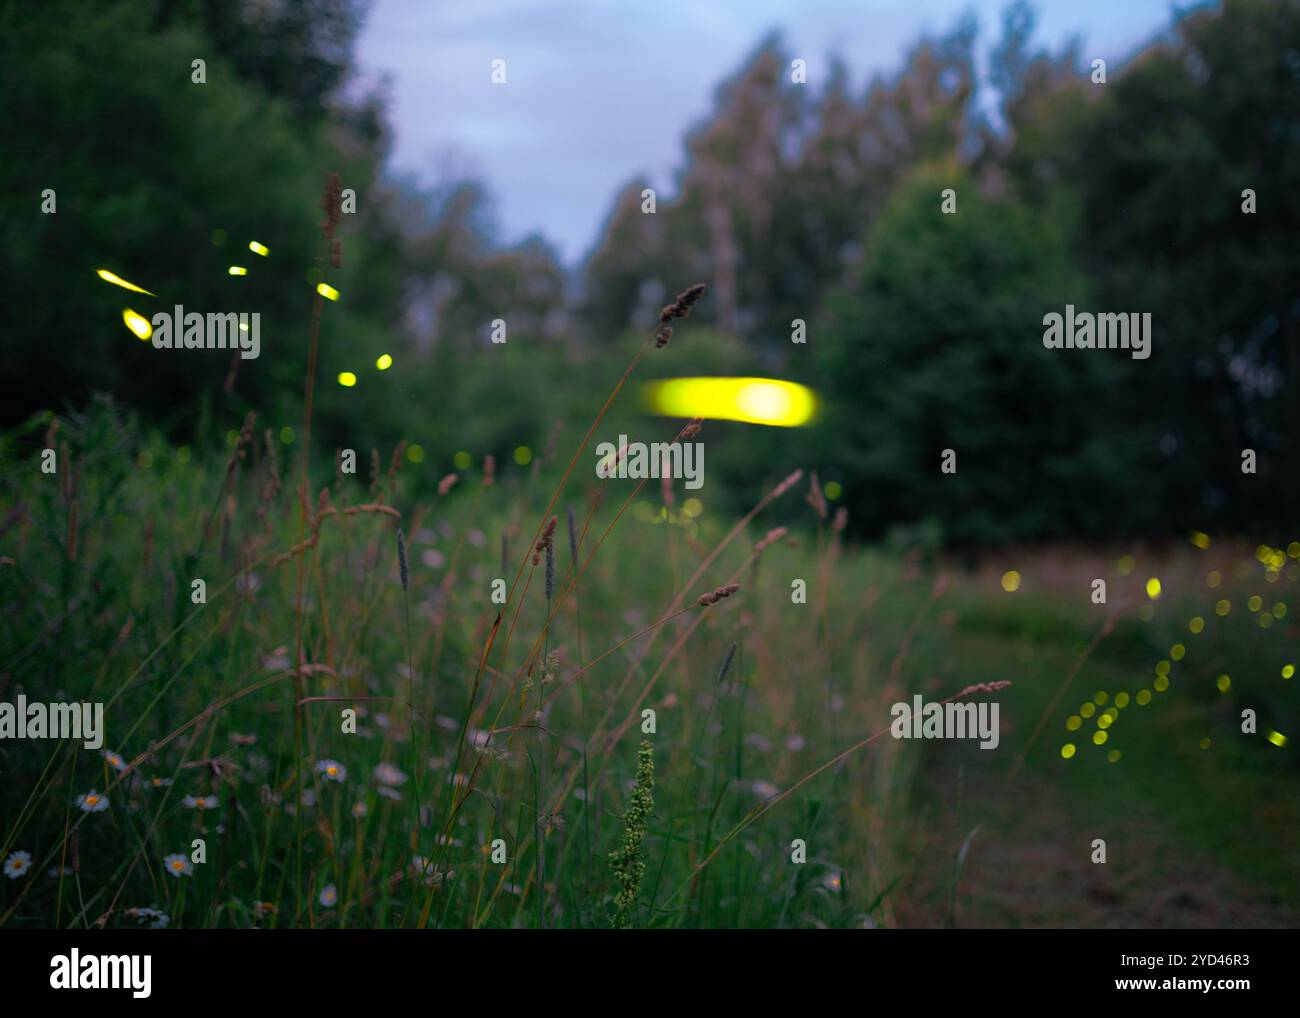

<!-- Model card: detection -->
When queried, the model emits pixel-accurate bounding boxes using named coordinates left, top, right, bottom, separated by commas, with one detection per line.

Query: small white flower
left=373, top=762, right=408, bottom=786
left=76, top=790, right=110, bottom=813
left=182, top=794, right=219, bottom=810
left=147, top=776, right=173, bottom=789
left=4, top=851, right=32, bottom=880
left=316, top=759, right=347, bottom=782
left=101, top=749, right=128, bottom=772
left=162, top=853, right=193, bottom=877
left=750, top=780, right=780, bottom=800
left=319, top=884, right=338, bottom=908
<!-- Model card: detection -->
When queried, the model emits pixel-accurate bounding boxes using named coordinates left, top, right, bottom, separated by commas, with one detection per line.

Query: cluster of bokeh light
left=1054, top=532, right=1295, bottom=763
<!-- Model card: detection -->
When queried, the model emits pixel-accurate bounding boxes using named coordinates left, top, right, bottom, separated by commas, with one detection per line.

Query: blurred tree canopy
left=2, top=0, right=1296, bottom=543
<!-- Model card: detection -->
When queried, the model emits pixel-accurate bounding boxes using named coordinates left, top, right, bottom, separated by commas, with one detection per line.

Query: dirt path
left=893, top=748, right=1300, bottom=929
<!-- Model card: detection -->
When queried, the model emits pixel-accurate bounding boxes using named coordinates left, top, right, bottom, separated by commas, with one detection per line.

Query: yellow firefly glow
left=1145, top=577, right=1162, bottom=599
left=317, top=283, right=339, bottom=301
left=1001, top=571, right=1021, bottom=593
left=228, top=266, right=248, bottom=276
left=643, top=377, right=816, bottom=427
left=376, top=353, right=393, bottom=370
left=122, top=308, right=152, bottom=340
left=96, top=269, right=155, bottom=296
left=1189, top=531, right=1211, bottom=549
left=1266, top=730, right=1287, bottom=748
left=337, top=372, right=357, bottom=387
left=249, top=241, right=269, bottom=256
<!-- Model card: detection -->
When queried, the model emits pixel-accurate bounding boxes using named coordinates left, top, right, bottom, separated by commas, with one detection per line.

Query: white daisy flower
left=316, top=759, right=347, bottom=782
left=182, top=794, right=219, bottom=810
left=76, top=790, right=110, bottom=813
left=373, top=762, right=407, bottom=787
left=162, top=854, right=193, bottom=877
left=101, top=749, right=128, bottom=772
left=319, top=884, right=338, bottom=908
left=4, top=851, right=32, bottom=880
left=147, top=776, right=173, bottom=789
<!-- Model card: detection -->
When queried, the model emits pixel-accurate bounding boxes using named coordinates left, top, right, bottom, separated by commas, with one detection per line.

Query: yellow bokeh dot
left=1154, top=675, right=1169, bottom=692
left=824, top=480, right=842, bottom=500
left=1094, top=691, right=1108, bottom=705
left=1272, top=602, right=1286, bottom=619
left=1156, top=660, right=1170, bottom=677
left=1114, top=692, right=1130, bottom=708
left=1098, top=714, right=1112, bottom=730
left=682, top=497, right=703, bottom=518
left=1190, top=531, right=1211, bottom=549
left=1170, top=643, right=1185, bottom=661
left=1189, top=617, right=1205, bottom=634
left=453, top=450, right=471, bottom=470
left=1258, top=613, right=1273, bottom=629
left=1207, top=570, right=1222, bottom=587
left=1282, top=664, right=1295, bottom=680
left=1136, top=689, right=1152, bottom=705
left=279, top=426, right=295, bottom=445
left=337, top=371, right=357, bottom=387
left=1093, top=730, right=1108, bottom=746
left=1066, top=715, right=1082, bottom=731
left=1145, top=577, right=1162, bottom=599
left=1267, top=730, right=1288, bottom=748
left=1248, top=595, right=1262, bottom=612
left=1199, top=737, right=1211, bottom=750
left=1080, top=702, right=1096, bottom=718
left=1061, top=743, right=1076, bottom=759
left=1288, top=542, right=1300, bottom=559
left=406, top=444, right=424, bottom=464
left=376, top=353, right=393, bottom=370
left=1107, top=749, right=1122, bottom=763
left=1215, top=599, right=1230, bottom=616
left=1001, top=570, right=1021, bottom=593
left=1118, top=555, right=1135, bottom=575
left=1216, top=674, right=1231, bottom=693
left=514, top=445, right=532, bottom=466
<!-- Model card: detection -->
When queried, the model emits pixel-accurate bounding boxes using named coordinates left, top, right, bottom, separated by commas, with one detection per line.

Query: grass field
left=2, top=388, right=1296, bottom=929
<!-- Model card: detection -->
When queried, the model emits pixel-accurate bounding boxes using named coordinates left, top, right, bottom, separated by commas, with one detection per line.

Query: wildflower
left=253, top=901, right=276, bottom=919
left=437, top=473, right=457, bottom=496
left=373, top=762, right=407, bottom=787
left=148, top=776, right=173, bottom=789
left=76, top=790, right=109, bottom=813
left=4, top=850, right=32, bottom=880
left=654, top=283, right=708, bottom=346
left=124, top=907, right=169, bottom=928
left=608, top=740, right=655, bottom=928
left=229, top=732, right=257, bottom=747
left=351, top=802, right=368, bottom=818
left=316, top=759, right=347, bottom=782
left=162, top=854, right=193, bottom=877
left=102, top=749, right=127, bottom=772
left=182, top=794, right=219, bottom=810
left=319, top=884, right=338, bottom=908
left=750, top=779, right=780, bottom=799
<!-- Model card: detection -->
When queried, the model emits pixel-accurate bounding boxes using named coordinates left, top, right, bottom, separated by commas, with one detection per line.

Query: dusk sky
left=356, top=0, right=1182, bottom=266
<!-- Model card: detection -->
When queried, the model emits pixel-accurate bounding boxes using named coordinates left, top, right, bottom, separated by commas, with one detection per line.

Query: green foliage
left=608, top=739, right=655, bottom=928
left=813, top=162, right=1147, bottom=545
